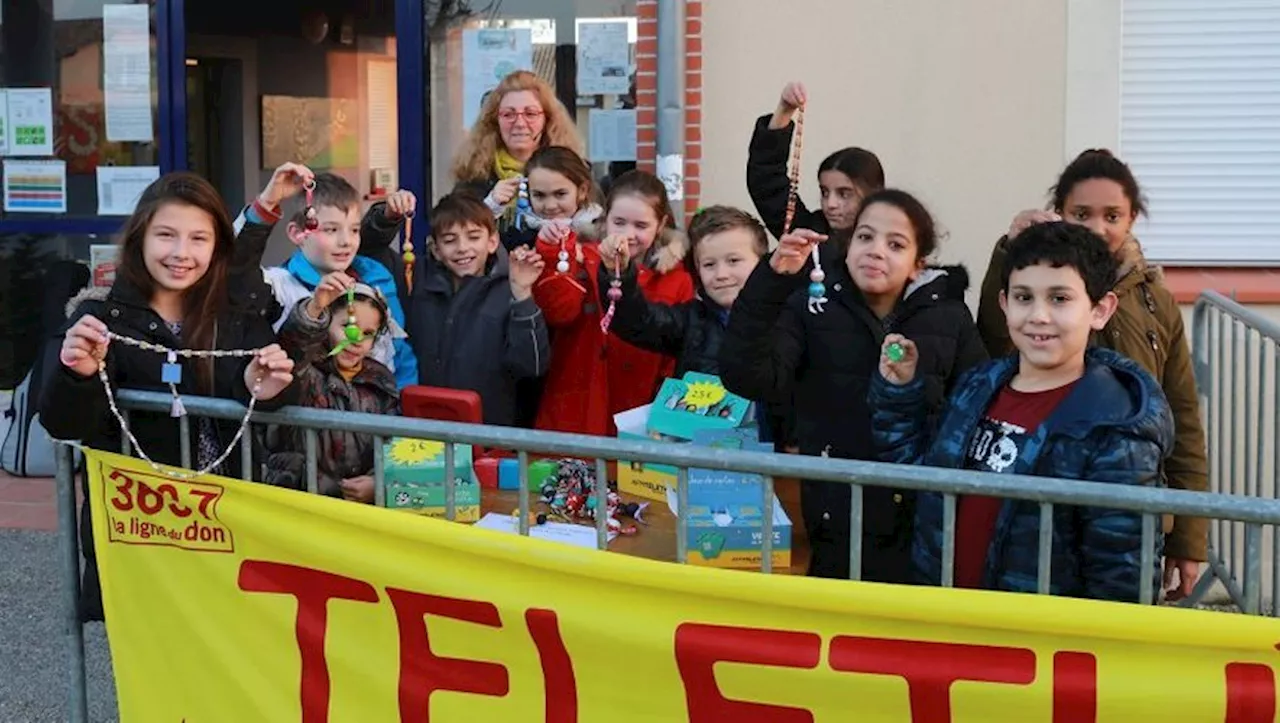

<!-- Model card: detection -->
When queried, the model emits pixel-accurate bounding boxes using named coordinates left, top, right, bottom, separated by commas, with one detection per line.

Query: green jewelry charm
left=329, top=287, right=363, bottom=357
left=886, top=342, right=906, bottom=363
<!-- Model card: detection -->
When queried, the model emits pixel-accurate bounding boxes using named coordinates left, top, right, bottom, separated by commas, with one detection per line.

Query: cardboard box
left=614, top=374, right=757, bottom=502
left=615, top=404, right=679, bottom=501
left=381, top=437, right=480, bottom=522
left=684, top=497, right=792, bottom=570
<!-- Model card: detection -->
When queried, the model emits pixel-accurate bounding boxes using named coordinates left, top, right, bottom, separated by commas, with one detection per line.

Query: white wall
left=700, top=0, right=1072, bottom=305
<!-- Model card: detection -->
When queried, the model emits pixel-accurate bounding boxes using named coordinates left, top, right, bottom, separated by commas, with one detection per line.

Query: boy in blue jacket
left=869, top=221, right=1174, bottom=603
left=236, top=173, right=419, bottom=389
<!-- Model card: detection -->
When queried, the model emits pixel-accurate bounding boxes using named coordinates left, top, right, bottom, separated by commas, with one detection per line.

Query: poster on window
left=103, top=3, right=154, bottom=142
left=577, top=21, right=631, bottom=95
left=3, top=159, right=67, bottom=213
left=4, top=88, right=55, bottom=157
left=461, top=28, right=534, bottom=130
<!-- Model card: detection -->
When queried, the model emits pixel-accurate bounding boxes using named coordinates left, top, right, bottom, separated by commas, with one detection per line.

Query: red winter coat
left=533, top=228, right=694, bottom=436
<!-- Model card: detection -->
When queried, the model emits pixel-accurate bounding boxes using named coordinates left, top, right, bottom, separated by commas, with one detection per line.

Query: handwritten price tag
left=103, top=466, right=234, bottom=552
left=682, top=380, right=726, bottom=409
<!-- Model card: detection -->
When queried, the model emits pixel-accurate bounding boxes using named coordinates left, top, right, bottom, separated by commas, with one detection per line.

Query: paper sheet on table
left=97, top=166, right=160, bottom=215
left=473, top=512, right=616, bottom=548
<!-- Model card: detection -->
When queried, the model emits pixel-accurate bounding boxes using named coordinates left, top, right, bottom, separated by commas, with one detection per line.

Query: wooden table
left=479, top=481, right=810, bottom=575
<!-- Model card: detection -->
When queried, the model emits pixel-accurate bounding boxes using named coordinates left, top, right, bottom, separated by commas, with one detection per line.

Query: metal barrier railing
left=1192, top=290, right=1280, bottom=616
left=54, top=382, right=1280, bottom=722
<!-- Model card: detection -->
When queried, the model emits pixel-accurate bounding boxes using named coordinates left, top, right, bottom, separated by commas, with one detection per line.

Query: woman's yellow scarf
left=494, top=149, right=525, bottom=230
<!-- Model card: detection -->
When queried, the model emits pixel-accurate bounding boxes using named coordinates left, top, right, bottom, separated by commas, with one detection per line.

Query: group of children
left=42, top=90, right=1200, bottom=620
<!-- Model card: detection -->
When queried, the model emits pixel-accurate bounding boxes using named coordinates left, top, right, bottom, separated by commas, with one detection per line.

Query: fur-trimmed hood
left=65, top=285, right=110, bottom=319
left=648, top=226, right=690, bottom=275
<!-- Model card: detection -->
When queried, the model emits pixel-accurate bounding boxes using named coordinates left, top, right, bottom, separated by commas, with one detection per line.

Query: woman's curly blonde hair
left=451, top=70, right=585, bottom=183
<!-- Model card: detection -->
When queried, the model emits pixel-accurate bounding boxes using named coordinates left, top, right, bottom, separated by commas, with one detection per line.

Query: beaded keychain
left=555, top=223, right=571, bottom=274
left=401, top=210, right=416, bottom=291
left=329, top=286, right=364, bottom=357
left=75, top=333, right=265, bottom=480
left=302, top=178, right=319, bottom=232
left=599, top=254, right=623, bottom=334
left=515, top=177, right=532, bottom=231
left=783, top=104, right=828, bottom=315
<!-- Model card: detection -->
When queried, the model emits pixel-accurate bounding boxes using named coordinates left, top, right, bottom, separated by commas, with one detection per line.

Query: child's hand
left=879, top=334, right=919, bottom=386
left=509, top=245, right=545, bottom=300
left=258, top=163, right=316, bottom=211
left=307, top=272, right=355, bottom=318
left=488, top=177, right=522, bottom=207
left=60, top=314, right=109, bottom=378
left=770, top=81, right=807, bottom=129
left=246, top=344, right=295, bottom=401
left=599, top=234, right=631, bottom=270
left=536, top=219, right=571, bottom=246
left=384, top=189, right=417, bottom=220
left=779, top=81, right=807, bottom=111
left=1007, top=209, right=1061, bottom=240
left=769, top=229, right=826, bottom=275
left=340, top=475, right=376, bottom=504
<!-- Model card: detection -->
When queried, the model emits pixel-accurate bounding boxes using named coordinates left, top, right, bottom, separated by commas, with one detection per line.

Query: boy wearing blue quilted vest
left=869, top=221, right=1174, bottom=603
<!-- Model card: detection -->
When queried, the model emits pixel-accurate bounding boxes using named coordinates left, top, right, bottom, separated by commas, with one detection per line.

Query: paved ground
left=0, top=527, right=119, bottom=722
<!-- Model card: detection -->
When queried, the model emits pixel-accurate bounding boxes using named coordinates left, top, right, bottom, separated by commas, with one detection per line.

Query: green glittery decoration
left=329, top=287, right=364, bottom=357
left=886, top=342, right=905, bottom=363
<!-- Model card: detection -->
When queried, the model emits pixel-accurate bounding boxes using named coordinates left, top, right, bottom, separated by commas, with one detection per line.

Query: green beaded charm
left=886, top=342, right=906, bottom=363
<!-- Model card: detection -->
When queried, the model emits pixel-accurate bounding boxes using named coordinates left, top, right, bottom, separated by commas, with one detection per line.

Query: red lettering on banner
left=526, top=609, right=577, bottom=723
left=1052, top=651, right=1096, bottom=723
left=675, top=622, right=821, bottom=722
left=237, top=561, right=380, bottom=723
left=386, top=589, right=511, bottom=722
left=828, top=636, right=1036, bottom=723
left=1226, top=663, right=1276, bottom=723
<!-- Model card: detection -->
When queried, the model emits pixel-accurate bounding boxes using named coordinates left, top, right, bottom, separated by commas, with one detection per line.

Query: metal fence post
left=56, top=446, right=88, bottom=723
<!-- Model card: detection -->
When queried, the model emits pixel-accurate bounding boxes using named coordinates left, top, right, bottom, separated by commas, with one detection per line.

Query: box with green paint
left=381, top=437, right=480, bottom=522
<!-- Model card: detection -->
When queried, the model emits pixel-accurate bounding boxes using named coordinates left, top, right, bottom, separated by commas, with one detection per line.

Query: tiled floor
left=0, top=471, right=58, bottom=531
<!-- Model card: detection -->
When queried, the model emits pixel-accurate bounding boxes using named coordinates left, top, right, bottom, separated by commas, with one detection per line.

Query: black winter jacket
left=719, top=259, right=988, bottom=582
left=598, top=265, right=729, bottom=377
left=39, top=214, right=292, bottom=620
left=404, top=246, right=549, bottom=426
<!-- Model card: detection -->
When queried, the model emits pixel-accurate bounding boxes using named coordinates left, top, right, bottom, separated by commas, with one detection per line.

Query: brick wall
left=634, top=0, right=702, bottom=217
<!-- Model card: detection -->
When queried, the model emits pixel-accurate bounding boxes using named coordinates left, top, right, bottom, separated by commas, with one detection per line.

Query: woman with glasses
left=452, top=70, right=586, bottom=251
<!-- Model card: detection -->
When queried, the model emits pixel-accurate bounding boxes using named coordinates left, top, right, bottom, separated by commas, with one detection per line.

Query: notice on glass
left=0, top=90, right=8, bottom=156
left=4, top=88, right=55, bottom=157
left=97, top=165, right=160, bottom=215
left=577, top=21, right=631, bottom=95
left=103, top=4, right=153, bottom=142
left=656, top=154, right=684, bottom=201
left=90, top=244, right=122, bottom=288
left=588, top=109, right=637, bottom=162
left=461, top=28, right=533, bottom=130
left=3, top=159, right=67, bottom=213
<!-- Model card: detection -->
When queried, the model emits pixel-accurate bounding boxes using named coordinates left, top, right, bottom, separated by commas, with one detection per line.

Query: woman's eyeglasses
left=498, top=108, right=545, bottom=124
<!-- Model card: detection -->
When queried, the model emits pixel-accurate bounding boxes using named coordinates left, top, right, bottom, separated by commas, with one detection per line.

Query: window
left=1120, top=0, right=1280, bottom=265
left=0, top=0, right=160, bottom=220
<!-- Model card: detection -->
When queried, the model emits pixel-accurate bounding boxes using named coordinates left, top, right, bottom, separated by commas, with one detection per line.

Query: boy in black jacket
left=600, top=205, right=766, bottom=378
left=388, top=192, right=550, bottom=426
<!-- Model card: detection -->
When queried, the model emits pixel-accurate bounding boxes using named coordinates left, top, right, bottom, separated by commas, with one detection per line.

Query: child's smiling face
left=528, top=167, right=582, bottom=221
left=290, top=203, right=362, bottom=273
left=845, top=201, right=922, bottom=302
left=431, top=221, right=499, bottom=279
left=327, top=300, right=382, bottom=371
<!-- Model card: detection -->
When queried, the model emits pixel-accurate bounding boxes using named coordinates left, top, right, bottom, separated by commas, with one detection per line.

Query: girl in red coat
left=528, top=154, right=693, bottom=435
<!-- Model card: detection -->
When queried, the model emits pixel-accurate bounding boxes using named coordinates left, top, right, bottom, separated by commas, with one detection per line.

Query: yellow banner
left=86, top=449, right=1280, bottom=722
